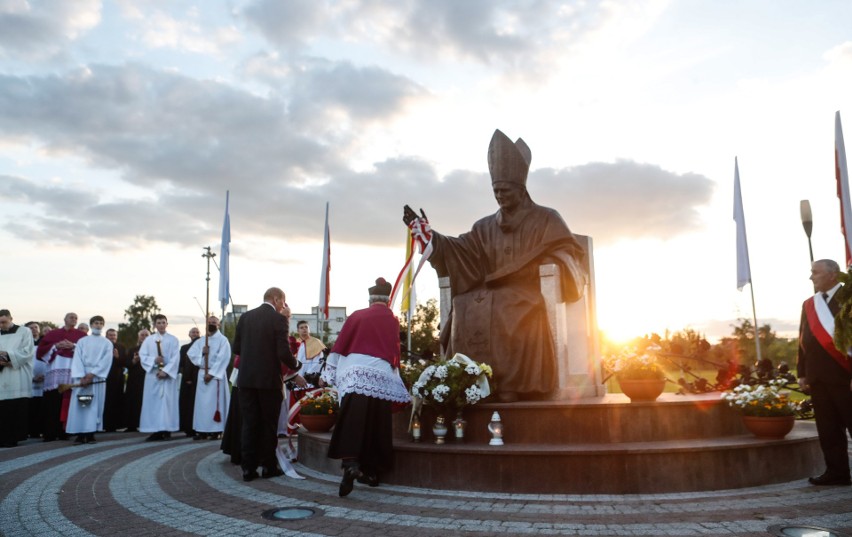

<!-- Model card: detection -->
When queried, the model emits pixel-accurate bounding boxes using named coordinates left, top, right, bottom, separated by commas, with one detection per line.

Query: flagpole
left=406, top=310, right=412, bottom=354
left=748, top=282, right=761, bottom=361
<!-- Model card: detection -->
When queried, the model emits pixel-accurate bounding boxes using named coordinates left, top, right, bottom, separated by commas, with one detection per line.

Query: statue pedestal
left=298, top=394, right=822, bottom=493
left=438, top=234, right=605, bottom=400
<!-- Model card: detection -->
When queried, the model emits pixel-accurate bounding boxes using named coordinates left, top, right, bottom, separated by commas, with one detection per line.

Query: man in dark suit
left=797, top=258, right=852, bottom=486
left=233, top=287, right=299, bottom=481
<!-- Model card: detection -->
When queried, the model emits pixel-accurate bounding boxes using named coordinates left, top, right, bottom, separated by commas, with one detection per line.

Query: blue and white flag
left=218, top=191, right=230, bottom=311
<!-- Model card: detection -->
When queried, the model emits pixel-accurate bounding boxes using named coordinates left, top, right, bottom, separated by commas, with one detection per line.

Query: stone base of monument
left=297, top=393, right=822, bottom=494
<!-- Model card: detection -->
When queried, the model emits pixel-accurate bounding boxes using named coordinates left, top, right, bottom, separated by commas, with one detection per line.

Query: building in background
left=291, top=306, right=347, bottom=345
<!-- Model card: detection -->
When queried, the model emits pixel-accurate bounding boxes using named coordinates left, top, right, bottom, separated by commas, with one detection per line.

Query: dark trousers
left=0, top=398, right=29, bottom=447
left=220, top=386, right=242, bottom=465
left=179, top=380, right=197, bottom=434
left=103, top=375, right=125, bottom=431
left=239, top=387, right=282, bottom=471
left=28, top=396, right=44, bottom=438
left=42, top=389, right=65, bottom=441
left=811, top=381, right=852, bottom=478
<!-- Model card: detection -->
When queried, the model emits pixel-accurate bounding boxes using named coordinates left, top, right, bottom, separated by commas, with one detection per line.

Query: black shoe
left=339, top=466, right=361, bottom=497
left=193, top=434, right=206, bottom=441
left=86, top=434, right=97, bottom=444
left=73, top=435, right=84, bottom=445
left=808, top=473, right=852, bottom=486
left=242, top=469, right=259, bottom=482
left=261, top=466, right=284, bottom=478
left=356, top=473, right=379, bottom=487
left=145, top=432, right=163, bottom=442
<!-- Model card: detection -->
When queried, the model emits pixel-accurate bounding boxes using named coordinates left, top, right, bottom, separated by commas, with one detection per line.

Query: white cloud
left=238, top=0, right=656, bottom=75
left=0, top=0, right=101, bottom=60
left=131, top=9, right=241, bottom=56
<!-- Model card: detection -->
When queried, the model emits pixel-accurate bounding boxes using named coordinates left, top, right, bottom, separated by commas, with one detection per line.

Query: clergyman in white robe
left=187, top=327, right=231, bottom=435
left=139, top=320, right=180, bottom=437
left=66, top=327, right=113, bottom=437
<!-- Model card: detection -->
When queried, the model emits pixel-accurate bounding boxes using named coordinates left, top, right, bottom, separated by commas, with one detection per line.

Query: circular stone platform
left=298, top=393, right=823, bottom=494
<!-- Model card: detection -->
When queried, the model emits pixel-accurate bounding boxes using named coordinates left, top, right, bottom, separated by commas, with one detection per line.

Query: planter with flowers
left=722, top=378, right=797, bottom=439
left=604, top=346, right=667, bottom=402
left=411, top=353, right=492, bottom=443
left=297, top=388, right=339, bottom=432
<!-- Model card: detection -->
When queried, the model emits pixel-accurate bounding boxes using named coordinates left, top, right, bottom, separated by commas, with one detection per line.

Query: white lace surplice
left=321, top=352, right=410, bottom=404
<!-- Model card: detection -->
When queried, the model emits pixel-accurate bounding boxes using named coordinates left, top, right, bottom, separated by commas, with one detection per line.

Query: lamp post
left=800, top=200, right=814, bottom=264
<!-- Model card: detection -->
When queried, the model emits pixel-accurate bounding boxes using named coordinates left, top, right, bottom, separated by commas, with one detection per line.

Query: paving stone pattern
left=1, top=433, right=850, bottom=536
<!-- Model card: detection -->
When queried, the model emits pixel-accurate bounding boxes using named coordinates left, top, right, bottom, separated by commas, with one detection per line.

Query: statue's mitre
left=487, top=129, right=531, bottom=186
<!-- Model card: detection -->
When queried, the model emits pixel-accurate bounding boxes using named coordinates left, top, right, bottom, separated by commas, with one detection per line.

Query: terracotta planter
left=618, top=378, right=666, bottom=402
left=300, top=413, right=337, bottom=432
left=741, top=415, right=795, bottom=439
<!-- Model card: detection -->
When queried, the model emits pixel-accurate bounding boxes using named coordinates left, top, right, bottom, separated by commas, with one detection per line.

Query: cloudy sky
left=2, top=0, right=852, bottom=343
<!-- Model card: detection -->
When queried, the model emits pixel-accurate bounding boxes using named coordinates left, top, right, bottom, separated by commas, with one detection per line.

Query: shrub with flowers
left=298, top=389, right=339, bottom=416
left=603, top=345, right=665, bottom=381
left=411, top=353, right=492, bottom=412
left=400, top=355, right=430, bottom=392
left=722, top=378, right=797, bottom=417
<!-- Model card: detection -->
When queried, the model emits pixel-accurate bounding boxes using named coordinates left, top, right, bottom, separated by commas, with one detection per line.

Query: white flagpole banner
left=218, top=191, right=230, bottom=311
left=318, top=202, right=331, bottom=321
left=836, top=111, right=852, bottom=268
left=734, top=158, right=751, bottom=291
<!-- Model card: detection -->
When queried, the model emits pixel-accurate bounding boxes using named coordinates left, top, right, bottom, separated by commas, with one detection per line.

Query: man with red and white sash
left=797, top=258, right=852, bottom=486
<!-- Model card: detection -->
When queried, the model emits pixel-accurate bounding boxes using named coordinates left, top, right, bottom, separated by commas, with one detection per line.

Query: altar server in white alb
left=66, top=315, right=113, bottom=445
left=139, top=314, right=180, bottom=441
left=188, top=316, right=231, bottom=440
left=0, top=309, right=35, bottom=449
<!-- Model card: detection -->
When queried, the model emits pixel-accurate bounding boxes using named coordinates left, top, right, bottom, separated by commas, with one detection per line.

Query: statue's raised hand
left=403, top=205, right=418, bottom=226
left=404, top=206, right=432, bottom=251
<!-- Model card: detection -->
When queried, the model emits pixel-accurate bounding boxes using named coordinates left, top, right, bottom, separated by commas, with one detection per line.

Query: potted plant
left=411, top=353, right=492, bottom=442
left=722, top=378, right=798, bottom=439
left=603, top=345, right=667, bottom=402
left=297, top=388, right=339, bottom=432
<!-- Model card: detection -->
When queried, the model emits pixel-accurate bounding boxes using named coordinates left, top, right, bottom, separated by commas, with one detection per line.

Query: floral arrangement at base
left=298, top=388, right=339, bottom=416
left=411, top=353, right=492, bottom=412
left=603, top=345, right=665, bottom=381
left=400, top=354, right=431, bottom=392
left=722, top=378, right=798, bottom=417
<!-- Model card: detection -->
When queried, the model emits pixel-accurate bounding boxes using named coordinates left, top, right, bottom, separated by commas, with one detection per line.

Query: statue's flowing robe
left=429, top=197, right=586, bottom=396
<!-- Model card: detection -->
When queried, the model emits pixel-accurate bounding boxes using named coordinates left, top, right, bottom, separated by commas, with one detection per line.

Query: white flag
left=734, top=158, right=751, bottom=291
left=318, top=202, right=330, bottom=320
left=836, top=111, right=852, bottom=268
left=218, top=191, right=230, bottom=311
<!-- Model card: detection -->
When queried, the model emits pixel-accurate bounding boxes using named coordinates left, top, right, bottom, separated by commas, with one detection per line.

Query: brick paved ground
left=1, top=433, right=851, bottom=537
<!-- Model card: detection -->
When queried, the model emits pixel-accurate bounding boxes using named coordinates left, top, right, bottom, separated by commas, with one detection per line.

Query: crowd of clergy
left=0, top=308, right=325, bottom=450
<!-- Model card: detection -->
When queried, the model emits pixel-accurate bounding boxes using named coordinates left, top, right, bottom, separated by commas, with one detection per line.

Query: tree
left=38, top=321, right=58, bottom=333
left=117, top=295, right=161, bottom=348
left=399, top=298, right=441, bottom=359
left=726, top=318, right=795, bottom=367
